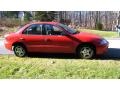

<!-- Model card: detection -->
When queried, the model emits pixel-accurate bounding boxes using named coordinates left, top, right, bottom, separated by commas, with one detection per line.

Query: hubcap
left=80, top=47, right=93, bottom=59
left=14, top=46, right=25, bottom=57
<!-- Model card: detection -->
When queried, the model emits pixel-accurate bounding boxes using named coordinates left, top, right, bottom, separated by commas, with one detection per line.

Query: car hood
left=73, top=32, right=102, bottom=42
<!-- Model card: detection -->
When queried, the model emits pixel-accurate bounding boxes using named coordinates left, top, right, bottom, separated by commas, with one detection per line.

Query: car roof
left=17, top=22, right=61, bottom=33
left=28, top=22, right=60, bottom=25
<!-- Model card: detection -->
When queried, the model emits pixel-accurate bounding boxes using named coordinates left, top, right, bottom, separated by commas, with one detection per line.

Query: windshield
left=60, top=24, right=79, bottom=34
left=59, top=24, right=79, bottom=34
left=18, top=24, right=27, bottom=30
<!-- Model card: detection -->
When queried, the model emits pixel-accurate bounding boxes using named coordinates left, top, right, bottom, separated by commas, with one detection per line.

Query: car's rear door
left=21, top=24, right=47, bottom=52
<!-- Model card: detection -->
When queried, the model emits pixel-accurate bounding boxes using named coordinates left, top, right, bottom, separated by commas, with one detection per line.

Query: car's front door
left=42, top=24, right=77, bottom=53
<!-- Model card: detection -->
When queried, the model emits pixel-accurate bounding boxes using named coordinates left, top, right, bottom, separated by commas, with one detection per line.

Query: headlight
left=100, top=39, right=108, bottom=45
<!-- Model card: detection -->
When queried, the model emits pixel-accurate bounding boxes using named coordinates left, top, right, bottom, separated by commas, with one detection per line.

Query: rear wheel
left=13, top=45, right=27, bottom=57
left=77, top=45, right=95, bottom=59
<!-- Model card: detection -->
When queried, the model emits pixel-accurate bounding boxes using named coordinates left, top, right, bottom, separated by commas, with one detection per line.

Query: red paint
left=4, top=22, right=109, bottom=55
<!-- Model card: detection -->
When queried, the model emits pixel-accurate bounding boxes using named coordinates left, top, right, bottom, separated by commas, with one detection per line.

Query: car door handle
left=20, top=38, right=25, bottom=40
left=44, top=38, right=51, bottom=42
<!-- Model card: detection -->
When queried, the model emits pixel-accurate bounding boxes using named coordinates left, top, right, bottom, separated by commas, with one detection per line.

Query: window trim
left=42, top=24, right=66, bottom=36
left=22, top=24, right=43, bottom=35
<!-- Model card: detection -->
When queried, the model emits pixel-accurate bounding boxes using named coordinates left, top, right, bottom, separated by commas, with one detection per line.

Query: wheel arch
left=76, top=42, right=96, bottom=54
left=12, top=42, right=27, bottom=51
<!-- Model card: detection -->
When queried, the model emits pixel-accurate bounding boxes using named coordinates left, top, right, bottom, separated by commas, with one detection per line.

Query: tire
left=76, top=45, right=95, bottom=59
left=13, top=45, right=27, bottom=57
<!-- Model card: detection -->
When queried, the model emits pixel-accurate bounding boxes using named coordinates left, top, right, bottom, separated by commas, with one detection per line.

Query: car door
left=21, top=24, right=47, bottom=52
left=42, top=24, right=77, bottom=53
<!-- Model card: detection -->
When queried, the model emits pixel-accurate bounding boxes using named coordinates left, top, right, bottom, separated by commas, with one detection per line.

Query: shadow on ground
left=28, top=48, right=120, bottom=60
left=28, top=53, right=77, bottom=59
left=96, top=48, right=120, bottom=60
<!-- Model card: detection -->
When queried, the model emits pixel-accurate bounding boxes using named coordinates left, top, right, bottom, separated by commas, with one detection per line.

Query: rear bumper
left=4, top=40, right=13, bottom=51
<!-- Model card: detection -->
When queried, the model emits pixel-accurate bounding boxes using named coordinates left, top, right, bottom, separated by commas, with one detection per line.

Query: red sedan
left=4, top=22, right=109, bottom=59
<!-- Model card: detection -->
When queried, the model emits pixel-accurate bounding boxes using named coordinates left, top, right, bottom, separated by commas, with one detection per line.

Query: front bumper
left=96, top=44, right=109, bottom=55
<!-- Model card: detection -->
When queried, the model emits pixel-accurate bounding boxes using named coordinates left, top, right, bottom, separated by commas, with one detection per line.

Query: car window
left=43, top=24, right=64, bottom=35
left=42, top=24, right=53, bottom=35
left=59, top=24, right=79, bottom=34
left=52, top=26, right=63, bottom=35
left=23, top=24, right=42, bottom=35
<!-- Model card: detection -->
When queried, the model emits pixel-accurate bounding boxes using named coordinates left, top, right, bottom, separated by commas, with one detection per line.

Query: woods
left=58, top=11, right=120, bottom=31
left=0, top=11, right=120, bottom=30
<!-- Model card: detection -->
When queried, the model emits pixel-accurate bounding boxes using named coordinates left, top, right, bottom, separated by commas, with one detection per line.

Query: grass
left=79, top=29, right=118, bottom=38
left=0, top=55, right=120, bottom=79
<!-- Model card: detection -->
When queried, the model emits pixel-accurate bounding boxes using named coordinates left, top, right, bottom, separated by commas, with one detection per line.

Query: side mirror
left=61, top=32, right=68, bottom=36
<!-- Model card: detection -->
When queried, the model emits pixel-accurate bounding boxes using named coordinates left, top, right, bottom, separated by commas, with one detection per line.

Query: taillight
left=4, top=34, right=10, bottom=40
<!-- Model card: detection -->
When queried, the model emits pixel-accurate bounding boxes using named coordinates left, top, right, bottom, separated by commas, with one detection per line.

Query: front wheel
left=77, top=45, right=95, bottom=59
left=13, top=45, right=27, bottom=57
